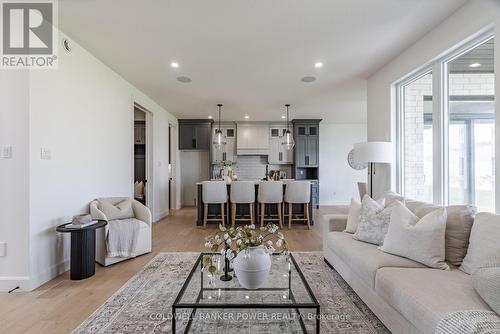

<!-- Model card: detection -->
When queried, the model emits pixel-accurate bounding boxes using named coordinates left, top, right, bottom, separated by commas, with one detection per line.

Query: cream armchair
left=90, top=197, right=152, bottom=266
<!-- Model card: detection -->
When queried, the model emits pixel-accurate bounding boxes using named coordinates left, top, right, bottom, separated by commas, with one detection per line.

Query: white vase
left=233, top=247, right=271, bottom=289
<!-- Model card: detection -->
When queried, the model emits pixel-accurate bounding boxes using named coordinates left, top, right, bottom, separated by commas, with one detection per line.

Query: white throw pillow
left=377, top=191, right=405, bottom=207
left=353, top=195, right=394, bottom=245
left=380, top=202, right=449, bottom=270
left=460, top=213, right=500, bottom=274
left=344, top=198, right=361, bottom=233
left=98, top=199, right=134, bottom=221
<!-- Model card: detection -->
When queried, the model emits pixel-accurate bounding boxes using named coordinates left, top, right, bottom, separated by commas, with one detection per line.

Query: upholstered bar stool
left=284, top=181, right=311, bottom=229
left=230, top=181, right=255, bottom=227
left=202, top=181, right=228, bottom=228
left=257, top=181, right=283, bottom=228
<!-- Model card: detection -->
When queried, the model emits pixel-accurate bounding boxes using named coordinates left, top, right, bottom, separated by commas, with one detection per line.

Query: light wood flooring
left=0, top=206, right=346, bottom=334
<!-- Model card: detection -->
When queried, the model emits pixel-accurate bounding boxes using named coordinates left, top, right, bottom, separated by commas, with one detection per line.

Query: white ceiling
left=58, top=0, right=468, bottom=122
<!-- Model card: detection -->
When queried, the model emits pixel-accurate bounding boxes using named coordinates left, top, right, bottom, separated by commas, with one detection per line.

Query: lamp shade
left=354, top=141, right=393, bottom=163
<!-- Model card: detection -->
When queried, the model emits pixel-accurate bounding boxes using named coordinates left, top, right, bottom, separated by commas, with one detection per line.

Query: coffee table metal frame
left=171, top=252, right=320, bottom=333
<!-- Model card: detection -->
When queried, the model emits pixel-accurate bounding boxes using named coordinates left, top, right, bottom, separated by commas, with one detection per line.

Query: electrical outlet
left=0, top=146, right=12, bottom=159
left=0, top=242, right=6, bottom=257
left=40, top=148, right=51, bottom=160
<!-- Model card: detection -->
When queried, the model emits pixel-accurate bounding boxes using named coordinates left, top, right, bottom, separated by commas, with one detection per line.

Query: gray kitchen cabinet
left=178, top=120, right=213, bottom=150
left=294, top=123, right=319, bottom=167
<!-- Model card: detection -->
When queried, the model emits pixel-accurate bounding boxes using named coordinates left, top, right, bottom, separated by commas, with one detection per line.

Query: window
left=397, top=35, right=495, bottom=211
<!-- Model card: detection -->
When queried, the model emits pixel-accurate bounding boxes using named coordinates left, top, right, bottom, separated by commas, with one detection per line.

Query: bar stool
left=230, top=181, right=255, bottom=227
left=257, top=181, right=283, bottom=228
left=202, top=181, right=228, bottom=228
left=284, top=181, right=311, bottom=229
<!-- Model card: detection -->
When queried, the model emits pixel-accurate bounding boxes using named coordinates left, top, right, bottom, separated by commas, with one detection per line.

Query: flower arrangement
left=203, top=223, right=288, bottom=274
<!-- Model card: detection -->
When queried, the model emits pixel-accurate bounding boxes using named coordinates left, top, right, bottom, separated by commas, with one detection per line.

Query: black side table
left=56, top=220, right=107, bottom=280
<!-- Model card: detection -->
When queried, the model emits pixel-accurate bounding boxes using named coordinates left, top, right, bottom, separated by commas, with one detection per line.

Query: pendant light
left=214, top=104, right=226, bottom=150
left=282, top=104, right=295, bottom=150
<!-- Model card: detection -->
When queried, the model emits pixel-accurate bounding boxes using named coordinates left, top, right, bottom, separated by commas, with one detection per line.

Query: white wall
left=0, top=31, right=177, bottom=291
left=319, top=123, right=367, bottom=205
left=367, top=0, right=500, bottom=199
left=0, top=71, right=31, bottom=290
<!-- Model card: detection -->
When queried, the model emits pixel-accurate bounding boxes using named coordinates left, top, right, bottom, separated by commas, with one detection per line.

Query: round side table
left=56, top=220, right=107, bottom=280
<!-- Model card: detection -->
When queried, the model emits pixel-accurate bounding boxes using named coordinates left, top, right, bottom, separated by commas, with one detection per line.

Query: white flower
left=267, top=240, right=273, bottom=246
left=226, top=238, right=232, bottom=245
left=223, top=233, right=229, bottom=240
left=220, top=249, right=226, bottom=255
left=248, top=224, right=256, bottom=229
left=236, top=239, right=242, bottom=246
left=204, top=241, right=212, bottom=248
left=276, top=239, right=283, bottom=248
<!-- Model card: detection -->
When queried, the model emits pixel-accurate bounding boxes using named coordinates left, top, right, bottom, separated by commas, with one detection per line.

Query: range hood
left=236, top=124, right=270, bottom=156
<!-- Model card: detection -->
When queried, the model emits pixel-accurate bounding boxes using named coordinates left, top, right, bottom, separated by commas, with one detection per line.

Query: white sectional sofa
left=322, top=197, right=496, bottom=334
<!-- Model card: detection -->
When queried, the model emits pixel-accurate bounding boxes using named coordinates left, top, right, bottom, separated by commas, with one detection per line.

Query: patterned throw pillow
left=353, top=195, right=398, bottom=245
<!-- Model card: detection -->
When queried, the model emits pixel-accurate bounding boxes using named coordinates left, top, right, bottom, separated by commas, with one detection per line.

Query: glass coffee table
left=171, top=253, right=320, bottom=333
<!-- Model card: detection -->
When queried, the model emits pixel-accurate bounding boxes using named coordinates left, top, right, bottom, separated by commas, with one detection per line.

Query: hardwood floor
left=0, top=206, right=346, bottom=334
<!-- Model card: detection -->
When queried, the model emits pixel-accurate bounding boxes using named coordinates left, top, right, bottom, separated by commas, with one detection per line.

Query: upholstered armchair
left=90, top=197, right=152, bottom=266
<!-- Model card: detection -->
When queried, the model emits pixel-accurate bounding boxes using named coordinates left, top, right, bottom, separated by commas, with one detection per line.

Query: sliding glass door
left=398, top=34, right=495, bottom=211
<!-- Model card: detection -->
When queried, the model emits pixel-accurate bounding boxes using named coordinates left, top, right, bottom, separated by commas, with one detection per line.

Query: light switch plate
left=0, top=242, right=6, bottom=257
left=40, top=148, right=51, bottom=160
left=0, top=146, right=12, bottom=159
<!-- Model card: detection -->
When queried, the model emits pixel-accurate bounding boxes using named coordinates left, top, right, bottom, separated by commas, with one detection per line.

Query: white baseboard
left=0, top=276, right=30, bottom=292
left=153, top=210, right=169, bottom=222
left=28, top=259, right=69, bottom=291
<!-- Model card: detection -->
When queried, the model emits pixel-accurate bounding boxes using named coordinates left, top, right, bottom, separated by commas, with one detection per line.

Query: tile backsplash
left=213, top=156, right=292, bottom=180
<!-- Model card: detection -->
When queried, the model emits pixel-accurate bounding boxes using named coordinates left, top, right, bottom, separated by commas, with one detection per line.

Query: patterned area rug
left=74, top=252, right=388, bottom=333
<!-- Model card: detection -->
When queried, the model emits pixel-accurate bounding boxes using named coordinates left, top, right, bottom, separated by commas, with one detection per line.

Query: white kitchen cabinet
left=268, top=126, right=293, bottom=164
left=236, top=124, right=269, bottom=155
left=212, top=126, right=237, bottom=163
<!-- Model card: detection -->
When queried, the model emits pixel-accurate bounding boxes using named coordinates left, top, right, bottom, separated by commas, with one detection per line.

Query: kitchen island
left=196, top=181, right=314, bottom=226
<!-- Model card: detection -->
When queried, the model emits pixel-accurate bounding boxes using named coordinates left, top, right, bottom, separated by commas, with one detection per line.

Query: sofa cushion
left=461, top=212, right=500, bottom=274
left=354, top=196, right=397, bottom=245
left=325, top=232, right=425, bottom=288
left=414, top=204, right=475, bottom=267
left=345, top=198, right=361, bottom=233
left=380, top=202, right=449, bottom=270
left=375, top=267, right=492, bottom=334
left=474, top=267, right=500, bottom=316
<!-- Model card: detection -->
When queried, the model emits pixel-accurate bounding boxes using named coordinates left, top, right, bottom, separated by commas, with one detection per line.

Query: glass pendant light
left=214, top=104, right=226, bottom=151
left=282, top=104, right=295, bottom=150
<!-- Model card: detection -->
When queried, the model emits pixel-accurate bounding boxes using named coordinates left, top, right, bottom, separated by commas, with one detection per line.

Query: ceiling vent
left=177, top=76, right=192, bottom=83
left=62, top=38, right=71, bottom=53
left=301, top=76, right=316, bottom=83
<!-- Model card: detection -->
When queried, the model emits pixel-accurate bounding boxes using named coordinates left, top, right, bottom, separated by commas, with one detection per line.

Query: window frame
left=395, top=29, right=495, bottom=209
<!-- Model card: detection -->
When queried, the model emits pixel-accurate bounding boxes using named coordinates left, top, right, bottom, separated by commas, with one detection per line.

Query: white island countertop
left=196, top=179, right=296, bottom=185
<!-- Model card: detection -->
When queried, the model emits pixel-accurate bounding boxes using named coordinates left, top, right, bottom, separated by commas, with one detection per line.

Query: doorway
left=133, top=103, right=153, bottom=212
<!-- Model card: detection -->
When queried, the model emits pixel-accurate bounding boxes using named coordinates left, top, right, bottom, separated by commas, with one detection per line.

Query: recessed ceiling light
left=208, top=115, right=213, bottom=119
left=171, top=62, right=179, bottom=68
left=244, top=115, right=249, bottom=119
left=314, top=62, right=323, bottom=68
left=469, top=62, right=481, bottom=68
left=281, top=115, right=286, bottom=119
left=176, top=76, right=192, bottom=83
left=301, top=76, right=316, bottom=83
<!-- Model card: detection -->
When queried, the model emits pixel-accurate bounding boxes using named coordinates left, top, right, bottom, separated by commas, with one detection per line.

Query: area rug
left=74, top=252, right=389, bottom=333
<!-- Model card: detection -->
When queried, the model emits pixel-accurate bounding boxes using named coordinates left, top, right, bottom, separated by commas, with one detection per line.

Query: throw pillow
left=353, top=195, right=395, bottom=245
left=344, top=198, right=361, bottom=233
left=98, top=199, right=134, bottom=221
left=414, top=204, right=476, bottom=267
left=379, top=202, right=449, bottom=270
left=461, top=212, right=500, bottom=274
left=473, top=266, right=500, bottom=316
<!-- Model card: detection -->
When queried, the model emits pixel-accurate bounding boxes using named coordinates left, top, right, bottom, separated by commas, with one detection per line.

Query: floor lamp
left=354, top=142, right=392, bottom=198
